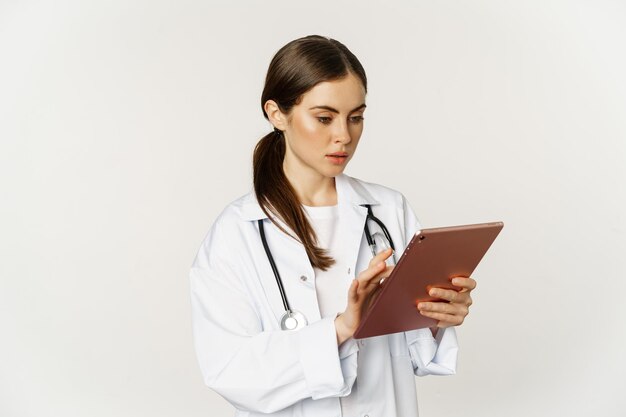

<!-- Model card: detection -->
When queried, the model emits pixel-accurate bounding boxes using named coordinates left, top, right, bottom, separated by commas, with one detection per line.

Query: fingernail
left=452, top=278, right=461, bottom=285
left=429, top=289, right=437, bottom=296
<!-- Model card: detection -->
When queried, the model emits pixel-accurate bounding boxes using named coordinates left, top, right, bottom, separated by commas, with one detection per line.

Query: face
left=266, top=72, right=367, bottom=181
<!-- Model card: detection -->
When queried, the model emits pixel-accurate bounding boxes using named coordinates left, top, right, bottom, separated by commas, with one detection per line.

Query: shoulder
left=192, top=191, right=256, bottom=266
left=214, top=191, right=257, bottom=226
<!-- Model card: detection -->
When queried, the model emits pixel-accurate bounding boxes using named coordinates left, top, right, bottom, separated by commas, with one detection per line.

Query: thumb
left=348, top=279, right=359, bottom=303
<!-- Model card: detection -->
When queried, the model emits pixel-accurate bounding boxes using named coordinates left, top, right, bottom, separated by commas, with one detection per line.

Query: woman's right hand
left=334, top=248, right=394, bottom=345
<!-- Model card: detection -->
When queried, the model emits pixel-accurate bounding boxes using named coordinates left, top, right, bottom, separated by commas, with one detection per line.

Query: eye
left=349, top=115, right=364, bottom=124
left=317, top=116, right=332, bottom=124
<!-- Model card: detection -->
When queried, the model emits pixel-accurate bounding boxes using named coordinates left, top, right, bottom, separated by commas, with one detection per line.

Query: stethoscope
left=257, top=204, right=396, bottom=331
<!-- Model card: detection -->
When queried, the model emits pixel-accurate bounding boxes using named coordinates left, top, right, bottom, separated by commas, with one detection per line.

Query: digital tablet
left=353, top=221, right=504, bottom=339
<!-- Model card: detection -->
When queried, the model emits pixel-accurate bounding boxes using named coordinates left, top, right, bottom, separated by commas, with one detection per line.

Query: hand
left=335, top=248, right=394, bottom=345
left=417, top=276, right=476, bottom=329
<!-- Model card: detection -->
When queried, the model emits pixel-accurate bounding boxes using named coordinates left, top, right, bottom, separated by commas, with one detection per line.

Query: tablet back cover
left=353, top=222, right=503, bottom=339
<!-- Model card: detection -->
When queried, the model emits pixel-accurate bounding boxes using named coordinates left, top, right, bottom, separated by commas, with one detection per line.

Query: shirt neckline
left=301, top=203, right=339, bottom=220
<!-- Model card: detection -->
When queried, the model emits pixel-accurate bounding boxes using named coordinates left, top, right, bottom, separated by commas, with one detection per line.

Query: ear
left=264, top=100, right=288, bottom=131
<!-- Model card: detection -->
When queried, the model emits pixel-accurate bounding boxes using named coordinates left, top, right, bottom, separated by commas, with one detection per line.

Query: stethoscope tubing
left=258, top=204, right=395, bottom=330
left=258, top=219, right=291, bottom=313
left=363, top=205, right=395, bottom=257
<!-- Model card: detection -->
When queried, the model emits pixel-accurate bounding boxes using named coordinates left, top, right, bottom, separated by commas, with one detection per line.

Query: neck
left=283, top=161, right=337, bottom=207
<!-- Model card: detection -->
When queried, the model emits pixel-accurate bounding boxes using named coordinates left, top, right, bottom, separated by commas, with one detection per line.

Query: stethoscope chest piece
left=280, top=310, right=308, bottom=331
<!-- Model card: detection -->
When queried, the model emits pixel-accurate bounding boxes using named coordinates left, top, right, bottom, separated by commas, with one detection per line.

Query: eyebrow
left=308, top=104, right=367, bottom=113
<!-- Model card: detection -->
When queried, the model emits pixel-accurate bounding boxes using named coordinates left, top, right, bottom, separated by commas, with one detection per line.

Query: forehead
left=298, top=73, right=366, bottom=110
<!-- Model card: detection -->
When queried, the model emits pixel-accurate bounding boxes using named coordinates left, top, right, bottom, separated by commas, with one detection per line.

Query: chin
left=325, top=166, right=347, bottom=178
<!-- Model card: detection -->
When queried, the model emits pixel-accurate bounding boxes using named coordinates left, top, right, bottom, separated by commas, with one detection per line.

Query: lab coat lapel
left=335, top=174, right=379, bottom=277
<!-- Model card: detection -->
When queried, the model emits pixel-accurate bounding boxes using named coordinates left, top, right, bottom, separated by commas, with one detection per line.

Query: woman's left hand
left=417, top=276, right=476, bottom=328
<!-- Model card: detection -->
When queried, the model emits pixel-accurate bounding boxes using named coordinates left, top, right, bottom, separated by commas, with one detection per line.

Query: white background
left=1, top=1, right=625, bottom=416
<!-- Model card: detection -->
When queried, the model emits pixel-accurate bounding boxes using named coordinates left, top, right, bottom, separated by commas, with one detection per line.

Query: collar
left=239, top=173, right=379, bottom=221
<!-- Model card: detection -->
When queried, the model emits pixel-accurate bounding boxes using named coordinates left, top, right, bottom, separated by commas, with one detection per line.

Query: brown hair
left=253, top=35, right=367, bottom=271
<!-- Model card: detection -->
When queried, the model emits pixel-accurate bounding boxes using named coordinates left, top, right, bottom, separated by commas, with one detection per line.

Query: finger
left=367, top=248, right=393, bottom=268
left=357, top=259, right=390, bottom=290
left=379, top=267, right=393, bottom=285
left=418, top=310, right=465, bottom=327
left=417, top=301, right=468, bottom=317
left=348, top=279, right=359, bottom=303
left=357, top=261, right=387, bottom=288
left=428, top=288, right=471, bottom=306
left=451, top=276, right=477, bottom=291
left=362, top=265, right=394, bottom=291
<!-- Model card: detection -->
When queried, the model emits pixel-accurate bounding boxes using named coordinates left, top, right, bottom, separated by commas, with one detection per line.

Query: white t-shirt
left=301, top=204, right=351, bottom=319
left=302, top=203, right=357, bottom=416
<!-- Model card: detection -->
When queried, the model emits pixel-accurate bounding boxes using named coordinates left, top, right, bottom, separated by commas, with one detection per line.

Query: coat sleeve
left=189, top=215, right=358, bottom=414
left=398, top=193, right=459, bottom=376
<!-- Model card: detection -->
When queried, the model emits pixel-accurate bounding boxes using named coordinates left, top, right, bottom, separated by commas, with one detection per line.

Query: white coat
left=189, top=173, right=459, bottom=417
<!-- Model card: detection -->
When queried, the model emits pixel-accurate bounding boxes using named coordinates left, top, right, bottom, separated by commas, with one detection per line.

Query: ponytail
left=253, top=130, right=335, bottom=271
left=253, top=34, right=367, bottom=270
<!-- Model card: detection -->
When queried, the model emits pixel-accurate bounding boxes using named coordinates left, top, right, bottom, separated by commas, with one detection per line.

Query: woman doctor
left=190, top=35, right=476, bottom=417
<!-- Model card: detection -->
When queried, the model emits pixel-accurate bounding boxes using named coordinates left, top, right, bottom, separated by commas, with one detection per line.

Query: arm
left=189, top=220, right=357, bottom=414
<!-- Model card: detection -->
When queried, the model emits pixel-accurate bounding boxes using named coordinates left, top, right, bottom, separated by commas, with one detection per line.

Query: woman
left=190, top=35, right=476, bottom=417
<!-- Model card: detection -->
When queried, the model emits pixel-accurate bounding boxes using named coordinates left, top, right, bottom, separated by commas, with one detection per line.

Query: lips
left=325, top=152, right=349, bottom=166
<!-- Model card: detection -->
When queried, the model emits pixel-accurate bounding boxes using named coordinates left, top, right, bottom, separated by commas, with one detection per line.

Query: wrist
left=334, top=314, right=353, bottom=345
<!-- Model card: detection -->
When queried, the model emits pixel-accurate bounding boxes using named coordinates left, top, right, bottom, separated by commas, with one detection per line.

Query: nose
left=333, top=119, right=352, bottom=144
